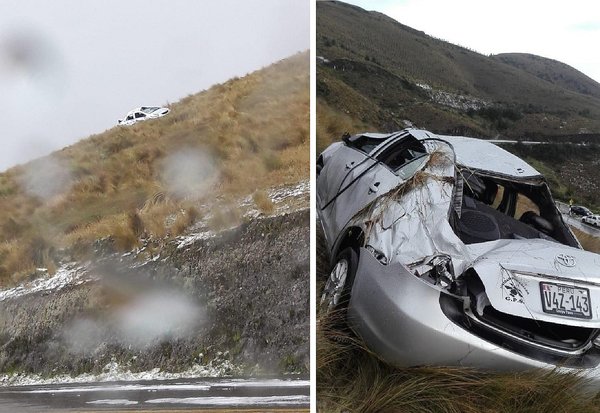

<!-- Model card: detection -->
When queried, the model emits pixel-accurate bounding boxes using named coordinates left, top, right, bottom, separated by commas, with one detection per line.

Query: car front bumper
left=347, top=247, right=600, bottom=379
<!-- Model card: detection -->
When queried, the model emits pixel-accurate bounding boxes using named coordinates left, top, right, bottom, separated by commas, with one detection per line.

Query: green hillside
left=317, top=1, right=600, bottom=146
left=493, top=53, right=600, bottom=100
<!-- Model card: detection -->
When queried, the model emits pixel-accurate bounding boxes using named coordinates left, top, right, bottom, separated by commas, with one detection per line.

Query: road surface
left=0, top=377, right=309, bottom=412
left=555, top=201, right=600, bottom=237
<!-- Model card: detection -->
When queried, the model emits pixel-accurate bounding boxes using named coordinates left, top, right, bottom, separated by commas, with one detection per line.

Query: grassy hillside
left=317, top=1, right=600, bottom=141
left=493, top=53, right=600, bottom=100
left=499, top=142, right=600, bottom=208
left=0, top=52, right=309, bottom=286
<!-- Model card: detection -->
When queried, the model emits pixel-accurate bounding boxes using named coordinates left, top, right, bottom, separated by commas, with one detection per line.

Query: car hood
left=468, top=239, right=600, bottom=327
left=148, top=108, right=169, bottom=117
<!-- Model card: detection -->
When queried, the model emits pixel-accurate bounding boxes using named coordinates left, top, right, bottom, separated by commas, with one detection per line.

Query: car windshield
left=140, top=107, right=160, bottom=114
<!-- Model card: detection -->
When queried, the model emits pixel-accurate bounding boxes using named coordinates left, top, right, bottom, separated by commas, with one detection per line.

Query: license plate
left=540, top=282, right=592, bottom=319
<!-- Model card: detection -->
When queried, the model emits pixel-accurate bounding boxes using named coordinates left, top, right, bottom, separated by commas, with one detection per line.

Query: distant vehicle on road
left=118, top=106, right=170, bottom=125
left=570, top=205, right=592, bottom=217
left=582, top=214, right=600, bottom=228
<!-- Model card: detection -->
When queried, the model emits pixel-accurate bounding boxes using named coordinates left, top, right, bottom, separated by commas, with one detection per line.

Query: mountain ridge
left=492, top=52, right=600, bottom=100
left=317, top=1, right=600, bottom=141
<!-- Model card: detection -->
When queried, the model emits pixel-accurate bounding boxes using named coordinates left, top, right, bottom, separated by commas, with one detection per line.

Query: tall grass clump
left=253, top=190, right=274, bottom=214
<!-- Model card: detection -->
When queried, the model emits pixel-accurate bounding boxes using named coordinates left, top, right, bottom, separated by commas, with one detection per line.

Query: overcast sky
left=0, top=0, right=309, bottom=171
left=344, top=0, right=600, bottom=83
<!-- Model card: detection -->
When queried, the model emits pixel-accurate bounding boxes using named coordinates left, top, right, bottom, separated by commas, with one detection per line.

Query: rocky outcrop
left=0, top=209, right=309, bottom=379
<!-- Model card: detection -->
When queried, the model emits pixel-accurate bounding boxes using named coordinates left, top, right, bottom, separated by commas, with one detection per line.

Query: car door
left=325, top=160, right=401, bottom=244
left=320, top=134, right=422, bottom=246
left=134, top=111, right=147, bottom=122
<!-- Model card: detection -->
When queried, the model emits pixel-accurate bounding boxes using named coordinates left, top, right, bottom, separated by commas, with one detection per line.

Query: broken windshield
left=376, top=135, right=428, bottom=178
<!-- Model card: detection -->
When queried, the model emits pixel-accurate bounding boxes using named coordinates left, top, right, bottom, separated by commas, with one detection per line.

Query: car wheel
left=320, top=247, right=358, bottom=314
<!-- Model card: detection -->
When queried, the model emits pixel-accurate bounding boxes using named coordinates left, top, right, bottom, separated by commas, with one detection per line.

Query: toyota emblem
left=556, top=253, right=576, bottom=267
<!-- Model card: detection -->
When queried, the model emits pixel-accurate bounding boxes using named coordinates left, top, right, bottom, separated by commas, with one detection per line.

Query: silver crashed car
left=318, top=128, right=600, bottom=378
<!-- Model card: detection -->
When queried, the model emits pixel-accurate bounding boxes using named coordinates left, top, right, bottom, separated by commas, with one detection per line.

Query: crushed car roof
left=350, top=129, right=542, bottom=179
left=436, top=134, right=541, bottom=179
left=399, top=129, right=540, bottom=178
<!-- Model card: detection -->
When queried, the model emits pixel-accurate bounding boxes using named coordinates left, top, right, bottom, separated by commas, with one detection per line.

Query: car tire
left=320, top=247, right=358, bottom=315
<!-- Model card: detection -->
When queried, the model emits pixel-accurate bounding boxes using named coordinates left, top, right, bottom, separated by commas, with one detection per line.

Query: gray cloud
left=570, top=21, right=600, bottom=31
left=0, top=0, right=309, bottom=171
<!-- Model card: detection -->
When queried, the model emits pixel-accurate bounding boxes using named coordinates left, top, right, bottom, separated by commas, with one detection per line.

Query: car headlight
left=366, top=244, right=388, bottom=265
left=410, top=254, right=455, bottom=289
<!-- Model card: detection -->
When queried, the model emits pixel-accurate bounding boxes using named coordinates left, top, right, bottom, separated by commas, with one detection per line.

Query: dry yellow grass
left=316, top=99, right=374, bottom=155
left=253, top=190, right=274, bottom=214
left=208, top=206, right=241, bottom=231
left=0, top=52, right=309, bottom=285
left=571, top=226, right=600, bottom=253
left=170, top=206, right=200, bottom=236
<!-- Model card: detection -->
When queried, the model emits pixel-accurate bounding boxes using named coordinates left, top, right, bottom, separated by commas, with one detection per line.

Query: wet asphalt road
left=555, top=201, right=600, bottom=237
left=0, top=377, right=309, bottom=412
left=564, top=214, right=600, bottom=237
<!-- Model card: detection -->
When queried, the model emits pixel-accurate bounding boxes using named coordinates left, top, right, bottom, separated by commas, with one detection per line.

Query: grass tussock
left=316, top=98, right=375, bottom=155
left=0, top=52, right=308, bottom=285
left=170, top=206, right=200, bottom=236
left=111, top=213, right=142, bottom=251
left=253, top=190, right=274, bottom=214
left=318, top=315, right=600, bottom=413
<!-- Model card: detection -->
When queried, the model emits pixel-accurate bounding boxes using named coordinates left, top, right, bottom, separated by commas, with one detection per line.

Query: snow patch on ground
left=87, top=399, right=139, bottom=406
left=269, top=180, right=309, bottom=204
left=0, top=360, right=241, bottom=387
left=176, top=180, right=309, bottom=250
left=18, top=379, right=309, bottom=393
left=145, top=395, right=310, bottom=406
left=176, top=228, right=216, bottom=249
left=0, top=263, right=91, bottom=302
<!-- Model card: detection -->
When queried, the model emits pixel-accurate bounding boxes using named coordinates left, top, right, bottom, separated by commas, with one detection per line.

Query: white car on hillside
left=118, top=106, right=170, bottom=126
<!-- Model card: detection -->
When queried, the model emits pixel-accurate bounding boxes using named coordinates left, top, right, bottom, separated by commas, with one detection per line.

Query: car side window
left=135, top=112, right=146, bottom=119
left=126, top=115, right=134, bottom=121
left=376, top=136, right=427, bottom=176
left=345, top=135, right=387, bottom=154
